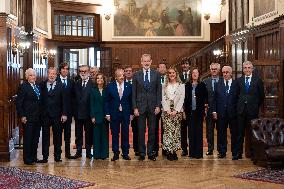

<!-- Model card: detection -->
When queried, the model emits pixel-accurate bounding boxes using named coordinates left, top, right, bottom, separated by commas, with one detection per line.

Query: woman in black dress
left=184, top=68, right=208, bottom=159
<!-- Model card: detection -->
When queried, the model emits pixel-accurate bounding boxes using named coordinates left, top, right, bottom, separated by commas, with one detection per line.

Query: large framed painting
left=33, top=0, right=48, bottom=34
left=254, top=0, right=275, bottom=18
left=113, top=0, right=202, bottom=37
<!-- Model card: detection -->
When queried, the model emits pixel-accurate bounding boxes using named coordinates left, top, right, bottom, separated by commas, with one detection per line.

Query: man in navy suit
left=16, top=68, right=41, bottom=165
left=56, top=62, right=75, bottom=159
left=39, top=67, right=67, bottom=163
left=105, top=68, right=132, bottom=161
left=212, top=66, right=238, bottom=160
left=72, top=65, right=93, bottom=159
left=236, top=61, right=264, bottom=159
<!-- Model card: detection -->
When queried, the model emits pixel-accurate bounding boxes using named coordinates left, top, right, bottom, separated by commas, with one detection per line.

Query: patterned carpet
left=0, top=166, right=95, bottom=189
left=235, top=168, right=284, bottom=185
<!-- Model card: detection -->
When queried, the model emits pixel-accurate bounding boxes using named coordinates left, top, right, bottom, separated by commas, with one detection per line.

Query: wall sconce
left=204, top=13, right=211, bottom=20
left=41, top=48, right=57, bottom=60
left=213, top=48, right=228, bottom=57
left=202, top=0, right=225, bottom=21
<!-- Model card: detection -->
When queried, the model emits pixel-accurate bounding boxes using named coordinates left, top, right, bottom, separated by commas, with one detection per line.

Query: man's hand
left=61, top=115, right=67, bottom=123
left=21, top=117, right=27, bottom=124
left=105, top=115, right=111, bottom=121
left=212, top=112, right=218, bottom=120
left=91, top=118, right=96, bottom=124
left=134, top=108, right=139, bottom=117
left=154, top=107, right=160, bottom=115
left=130, top=115, right=134, bottom=121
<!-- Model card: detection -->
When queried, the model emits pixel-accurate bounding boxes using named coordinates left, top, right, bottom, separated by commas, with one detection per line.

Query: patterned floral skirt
left=161, top=112, right=183, bottom=153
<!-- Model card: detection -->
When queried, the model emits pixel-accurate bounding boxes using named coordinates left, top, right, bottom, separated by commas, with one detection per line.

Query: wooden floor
left=1, top=125, right=283, bottom=189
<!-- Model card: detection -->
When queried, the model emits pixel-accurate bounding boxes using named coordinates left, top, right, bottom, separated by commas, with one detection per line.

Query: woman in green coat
left=90, top=73, right=109, bottom=159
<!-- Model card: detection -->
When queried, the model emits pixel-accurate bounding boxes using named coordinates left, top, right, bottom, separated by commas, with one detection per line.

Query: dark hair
left=123, top=65, right=132, bottom=70
left=94, top=73, right=107, bottom=88
left=58, top=62, right=69, bottom=73
left=189, top=67, right=200, bottom=83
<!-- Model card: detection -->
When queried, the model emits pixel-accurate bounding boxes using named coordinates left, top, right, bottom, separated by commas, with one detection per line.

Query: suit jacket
left=90, top=86, right=106, bottom=124
left=162, top=83, right=185, bottom=112
left=16, top=81, right=41, bottom=122
left=132, top=69, right=162, bottom=113
left=105, top=81, right=132, bottom=121
left=212, top=79, right=238, bottom=118
left=203, top=77, right=220, bottom=113
left=237, top=74, right=265, bottom=116
left=179, top=72, right=189, bottom=84
left=184, top=82, right=208, bottom=116
left=56, top=76, right=75, bottom=116
left=74, top=78, right=93, bottom=119
left=40, top=80, right=67, bottom=118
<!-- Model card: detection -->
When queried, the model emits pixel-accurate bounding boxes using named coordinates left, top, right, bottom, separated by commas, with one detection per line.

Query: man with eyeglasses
left=203, top=62, right=221, bottom=156
left=212, top=66, right=238, bottom=160
left=235, top=61, right=264, bottom=160
left=71, top=65, right=93, bottom=159
left=56, top=62, right=75, bottom=159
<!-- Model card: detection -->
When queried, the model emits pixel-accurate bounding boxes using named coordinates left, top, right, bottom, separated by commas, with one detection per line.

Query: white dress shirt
left=143, top=68, right=150, bottom=82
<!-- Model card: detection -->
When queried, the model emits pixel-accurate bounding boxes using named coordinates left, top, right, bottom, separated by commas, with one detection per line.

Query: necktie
left=63, top=79, right=67, bottom=88
left=245, top=77, right=250, bottom=93
left=184, top=73, right=187, bottom=81
left=49, top=83, right=53, bottom=92
left=225, top=80, right=229, bottom=93
left=161, top=76, right=164, bottom=84
left=212, top=79, right=216, bottom=91
left=144, top=70, right=150, bottom=90
left=33, top=84, right=40, bottom=99
left=119, top=85, right=123, bottom=111
left=82, top=80, right=86, bottom=88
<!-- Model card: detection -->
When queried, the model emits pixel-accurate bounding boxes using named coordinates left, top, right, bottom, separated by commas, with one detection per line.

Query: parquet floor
left=1, top=124, right=283, bottom=189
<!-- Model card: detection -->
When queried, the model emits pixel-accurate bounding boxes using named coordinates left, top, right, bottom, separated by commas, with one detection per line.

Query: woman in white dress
left=161, top=67, right=185, bottom=161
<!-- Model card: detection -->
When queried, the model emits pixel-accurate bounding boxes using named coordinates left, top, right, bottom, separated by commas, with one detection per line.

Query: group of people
left=16, top=53, right=264, bottom=165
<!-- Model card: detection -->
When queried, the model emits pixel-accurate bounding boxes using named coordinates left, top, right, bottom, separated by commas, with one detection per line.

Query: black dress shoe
left=134, top=152, right=140, bottom=156
left=122, top=155, right=131, bottom=160
left=138, top=156, right=145, bottom=161
left=111, top=154, right=119, bottom=161
left=55, top=158, right=62, bottom=162
left=237, top=154, right=243, bottom=159
left=70, top=153, right=82, bottom=159
left=172, top=153, right=178, bottom=160
left=65, top=154, right=71, bottom=159
left=86, top=154, right=93, bottom=159
left=181, top=150, right=188, bottom=156
left=167, top=153, right=173, bottom=161
left=206, top=151, right=213, bottom=155
left=232, top=156, right=238, bottom=160
left=218, top=153, right=226, bottom=159
left=148, top=156, right=156, bottom=161
left=36, top=159, right=48, bottom=163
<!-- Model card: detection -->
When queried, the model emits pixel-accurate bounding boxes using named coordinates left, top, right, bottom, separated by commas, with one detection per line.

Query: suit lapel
left=150, top=69, right=155, bottom=88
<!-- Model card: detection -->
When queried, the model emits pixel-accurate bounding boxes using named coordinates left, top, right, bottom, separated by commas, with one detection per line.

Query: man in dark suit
left=212, top=66, right=238, bottom=159
left=179, top=59, right=190, bottom=156
left=155, top=61, right=167, bottom=157
left=56, top=62, right=74, bottom=159
left=105, top=68, right=132, bottom=161
left=124, top=65, right=139, bottom=156
left=16, top=68, right=41, bottom=165
left=39, top=67, right=67, bottom=163
left=132, top=54, right=162, bottom=161
left=236, top=61, right=264, bottom=159
left=203, top=62, right=221, bottom=156
left=72, top=65, right=93, bottom=159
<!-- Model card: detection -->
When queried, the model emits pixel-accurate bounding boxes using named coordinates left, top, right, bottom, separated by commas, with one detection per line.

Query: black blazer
left=16, top=81, right=41, bottom=122
left=74, top=78, right=93, bottom=119
left=40, top=80, right=67, bottom=118
left=237, top=75, right=265, bottom=116
left=212, top=79, right=238, bottom=118
left=184, top=82, right=208, bottom=116
left=56, top=76, right=75, bottom=116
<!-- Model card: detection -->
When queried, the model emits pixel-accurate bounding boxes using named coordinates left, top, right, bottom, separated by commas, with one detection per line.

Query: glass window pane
left=77, top=17, right=82, bottom=27
left=78, top=26, right=82, bottom=36
left=54, top=24, right=59, bottom=35
left=83, top=27, right=88, bottom=36
left=60, top=25, right=65, bottom=35
left=89, top=28, right=93, bottom=37
left=54, top=15, right=58, bottom=25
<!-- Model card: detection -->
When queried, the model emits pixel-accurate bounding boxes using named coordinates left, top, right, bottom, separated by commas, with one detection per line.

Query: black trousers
left=61, top=115, right=72, bottom=156
left=131, top=117, right=139, bottom=153
left=188, top=110, right=203, bottom=158
left=137, top=110, right=156, bottom=157
left=23, top=121, right=41, bottom=164
left=217, top=113, right=238, bottom=156
left=75, top=118, right=93, bottom=155
left=42, top=115, right=62, bottom=159
left=181, top=119, right=188, bottom=152
left=206, top=112, right=217, bottom=152
left=236, top=106, right=258, bottom=157
left=154, top=111, right=163, bottom=153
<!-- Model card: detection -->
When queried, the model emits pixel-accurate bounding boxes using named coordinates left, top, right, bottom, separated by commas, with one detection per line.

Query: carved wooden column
left=0, top=13, right=13, bottom=161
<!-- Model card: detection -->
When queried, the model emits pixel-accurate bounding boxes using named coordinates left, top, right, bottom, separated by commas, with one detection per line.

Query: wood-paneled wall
left=101, top=41, right=209, bottom=72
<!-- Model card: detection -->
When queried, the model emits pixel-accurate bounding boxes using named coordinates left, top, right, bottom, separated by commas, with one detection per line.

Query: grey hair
left=48, top=67, right=57, bottom=73
left=209, top=62, right=221, bottom=70
left=222, top=66, right=232, bottom=73
left=243, top=61, right=253, bottom=68
left=141, top=54, right=151, bottom=61
left=115, top=68, right=124, bottom=77
left=25, top=68, right=36, bottom=79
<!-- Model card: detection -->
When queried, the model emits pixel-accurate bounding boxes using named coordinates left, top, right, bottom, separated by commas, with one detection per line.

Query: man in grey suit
left=203, top=62, right=221, bottom=155
left=132, top=54, right=162, bottom=161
